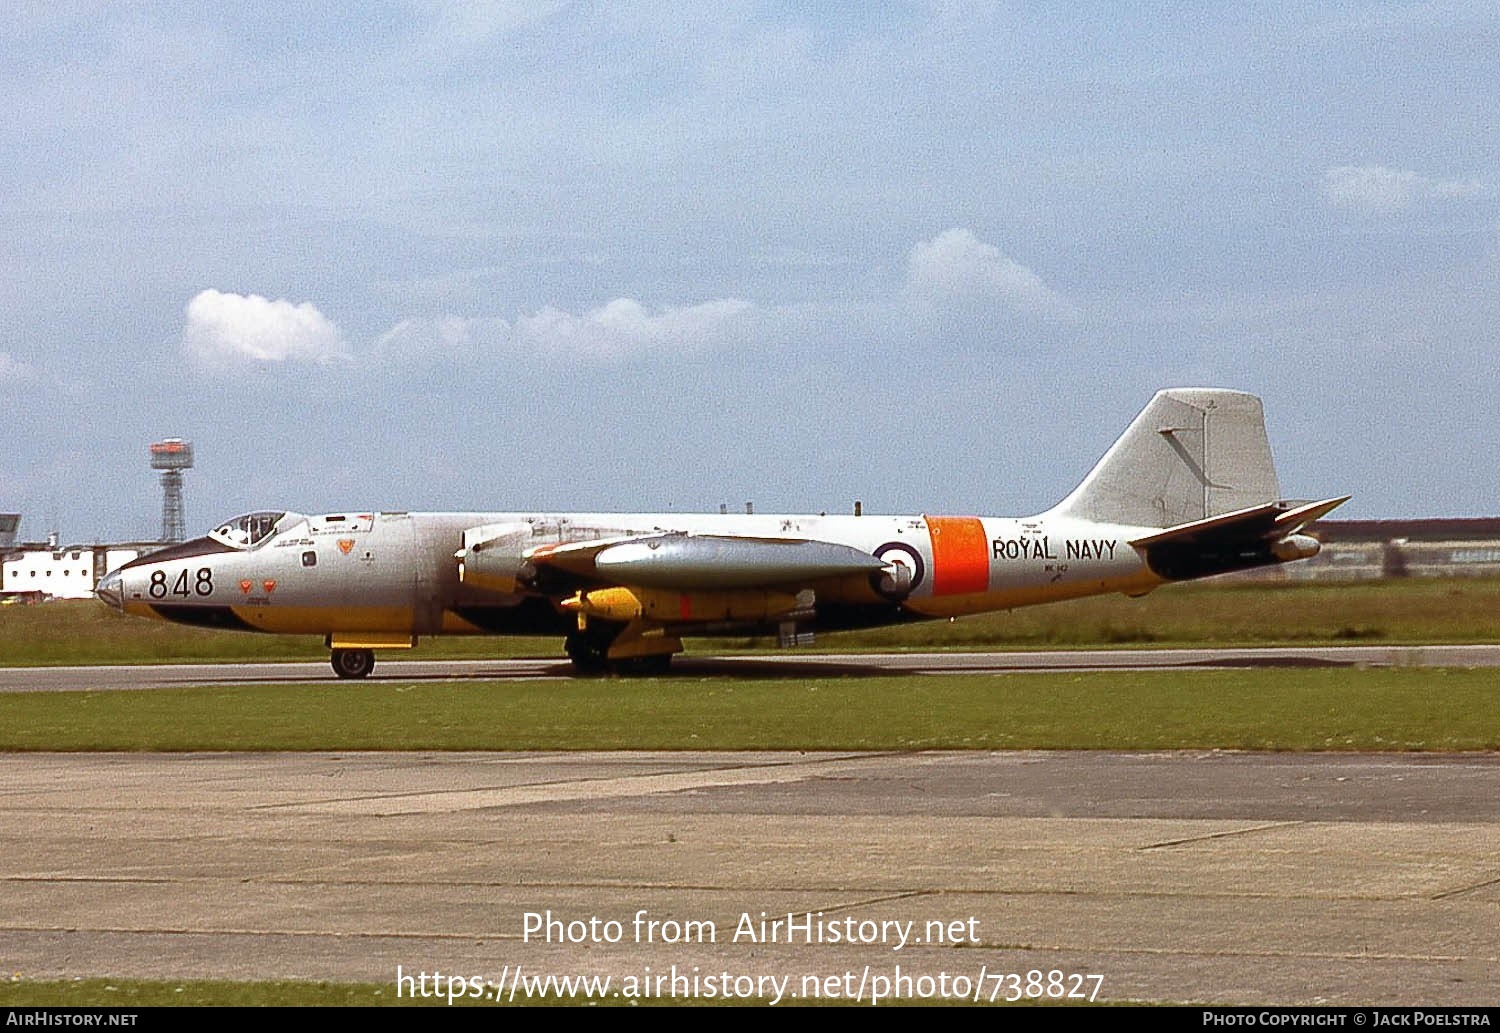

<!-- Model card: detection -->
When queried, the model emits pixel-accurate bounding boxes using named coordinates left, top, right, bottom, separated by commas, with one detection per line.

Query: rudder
left=1049, top=389, right=1281, bottom=529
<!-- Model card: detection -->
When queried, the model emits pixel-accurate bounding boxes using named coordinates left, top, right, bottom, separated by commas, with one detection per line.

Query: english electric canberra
left=96, top=389, right=1346, bottom=677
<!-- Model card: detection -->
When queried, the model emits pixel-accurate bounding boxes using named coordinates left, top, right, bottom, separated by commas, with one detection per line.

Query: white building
left=1, top=539, right=156, bottom=601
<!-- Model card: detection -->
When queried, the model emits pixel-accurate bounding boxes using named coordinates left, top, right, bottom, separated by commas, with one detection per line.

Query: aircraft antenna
left=149, top=439, right=194, bottom=543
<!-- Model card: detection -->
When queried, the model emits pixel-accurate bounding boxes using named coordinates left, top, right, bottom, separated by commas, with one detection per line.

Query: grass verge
left=0, top=668, right=1494, bottom=752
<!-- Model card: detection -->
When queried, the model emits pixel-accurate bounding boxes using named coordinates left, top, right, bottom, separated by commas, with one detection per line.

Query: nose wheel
left=331, top=648, right=375, bottom=679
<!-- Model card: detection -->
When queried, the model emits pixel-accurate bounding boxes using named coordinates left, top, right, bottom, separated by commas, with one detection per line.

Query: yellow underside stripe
left=231, top=605, right=415, bottom=634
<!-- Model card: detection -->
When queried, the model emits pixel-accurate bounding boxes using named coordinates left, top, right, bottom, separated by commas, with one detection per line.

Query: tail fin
left=1050, top=389, right=1281, bottom=528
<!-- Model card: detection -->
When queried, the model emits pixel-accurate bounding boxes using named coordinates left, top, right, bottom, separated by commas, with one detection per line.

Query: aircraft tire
left=331, top=648, right=375, bottom=679
left=564, top=632, right=609, bottom=675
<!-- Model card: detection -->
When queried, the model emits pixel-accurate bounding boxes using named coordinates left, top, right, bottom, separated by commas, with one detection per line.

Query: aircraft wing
left=526, top=532, right=889, bottom=590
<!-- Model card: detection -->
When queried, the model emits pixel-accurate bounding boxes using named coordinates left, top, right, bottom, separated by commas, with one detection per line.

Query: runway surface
left=4, top=643, right=1500, bottom=692
left=2, top=749, right=1497, bottom=1005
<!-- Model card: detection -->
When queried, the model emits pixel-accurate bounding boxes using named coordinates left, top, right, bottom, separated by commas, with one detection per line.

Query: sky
left=2, top=1, right=1498, bottom=542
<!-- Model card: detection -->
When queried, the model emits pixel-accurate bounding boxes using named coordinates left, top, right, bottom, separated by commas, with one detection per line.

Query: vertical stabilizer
left=1050, top=389, right=1281, bottom=529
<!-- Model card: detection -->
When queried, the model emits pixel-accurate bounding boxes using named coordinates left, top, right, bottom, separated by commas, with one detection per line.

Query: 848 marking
left=148, top=567, right=214, bottom=598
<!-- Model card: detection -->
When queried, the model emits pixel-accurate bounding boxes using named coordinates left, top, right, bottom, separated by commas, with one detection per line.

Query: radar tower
left=149, top=439, right=194, bottom=543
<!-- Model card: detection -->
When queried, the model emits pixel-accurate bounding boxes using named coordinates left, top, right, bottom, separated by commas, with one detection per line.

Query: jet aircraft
left=96, top=389, right=1346, bottom=677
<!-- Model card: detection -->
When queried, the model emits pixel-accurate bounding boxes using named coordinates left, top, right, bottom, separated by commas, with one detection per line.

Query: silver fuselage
left=97, top=508, right=1166, bottom=645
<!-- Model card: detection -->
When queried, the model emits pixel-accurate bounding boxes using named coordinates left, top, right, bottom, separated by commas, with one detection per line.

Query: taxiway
left=1, top=749, right=1496, bottom=1005
left=3, top=643, right=1500, bottom=692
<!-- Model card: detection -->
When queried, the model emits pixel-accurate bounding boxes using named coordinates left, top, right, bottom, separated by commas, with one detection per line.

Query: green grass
left=0, top=600, right=555, bottom=665
left=5, top=577, right=1500, bottom=667
left=1, top=668, right=1494, bottom=752
left=815, top=575, right=1500, bottom=650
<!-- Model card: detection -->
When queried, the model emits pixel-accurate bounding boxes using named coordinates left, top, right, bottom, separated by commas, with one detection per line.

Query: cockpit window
left=208, top=511, right=286, bottom=549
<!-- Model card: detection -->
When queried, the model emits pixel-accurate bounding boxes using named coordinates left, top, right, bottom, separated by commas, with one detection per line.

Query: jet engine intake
left=456, top=522, right=533, bottom=593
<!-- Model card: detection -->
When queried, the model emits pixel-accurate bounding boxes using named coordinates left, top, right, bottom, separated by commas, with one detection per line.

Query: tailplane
left=1050, top=388, right=1282, bottom=528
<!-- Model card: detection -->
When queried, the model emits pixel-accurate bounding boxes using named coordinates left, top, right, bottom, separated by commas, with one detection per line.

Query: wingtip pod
left=1267, top=495, right=1352, bottom=563
left=1270, top=534, right=1321, bottom=562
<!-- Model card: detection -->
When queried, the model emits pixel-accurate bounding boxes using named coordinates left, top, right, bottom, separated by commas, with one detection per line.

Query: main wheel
left=564, top=631, right=610, bottom=675
left=331, top=648, right=375, bottom=679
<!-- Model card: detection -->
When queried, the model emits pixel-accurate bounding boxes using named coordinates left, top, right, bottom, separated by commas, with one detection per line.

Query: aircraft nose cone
left=96, top=570, right=123, bottom=611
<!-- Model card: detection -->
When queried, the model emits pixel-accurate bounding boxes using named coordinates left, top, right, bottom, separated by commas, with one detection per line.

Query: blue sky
left=2, top=1, right=1498, bottom=540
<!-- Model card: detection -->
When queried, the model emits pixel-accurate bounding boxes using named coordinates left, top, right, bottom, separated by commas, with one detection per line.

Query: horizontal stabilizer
left=1131, top=495, right=1348, bottom=582
left=1130, top=495, right=1350, bottom=549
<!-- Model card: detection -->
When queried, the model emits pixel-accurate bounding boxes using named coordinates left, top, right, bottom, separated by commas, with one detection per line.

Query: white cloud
left=905, top=228, right=1070, bottom=315
left=376, top=297, right=754, bottom=365
left=514, top=297, right=753, bottom=360
left=373, top=315, right=486, bottom=357
left=0, top=352, right=32, bottom=383
left=181, top=289, right=348, bottom=369
left=1321, top=165, right=1487, bottom=214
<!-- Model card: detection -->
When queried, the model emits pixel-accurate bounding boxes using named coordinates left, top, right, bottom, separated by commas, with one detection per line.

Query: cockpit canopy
left=207, top=511, right=292, bottom=549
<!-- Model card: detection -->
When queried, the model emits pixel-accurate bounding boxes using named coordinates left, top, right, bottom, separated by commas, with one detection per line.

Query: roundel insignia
left=871, top=541, right=924, bottom=600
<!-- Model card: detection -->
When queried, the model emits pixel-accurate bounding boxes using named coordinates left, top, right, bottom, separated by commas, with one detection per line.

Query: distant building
left=1, top=513, right=164, bottom=601
left=1237, top=519, right=1500, bottom=582
left=1309, top=519, right=1500, bottom=580
left=1, top=542, right=157, bottom=600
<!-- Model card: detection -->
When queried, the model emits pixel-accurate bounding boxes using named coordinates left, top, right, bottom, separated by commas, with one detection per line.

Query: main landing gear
left=331, top=647, right=375, bottom=679
left=564, top=627, right=611, bottom=675
left=564, top=625, right=676, bottom=677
